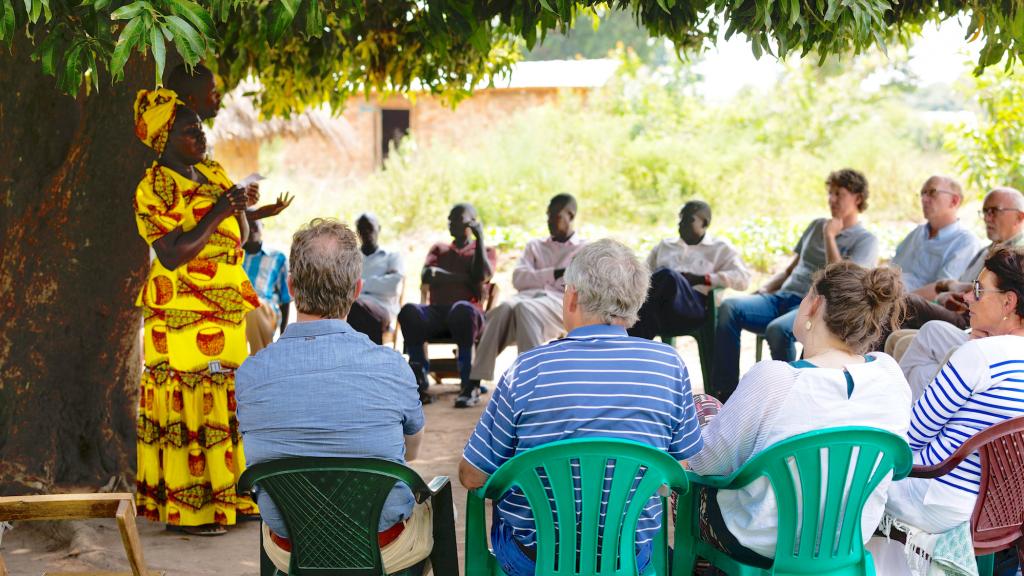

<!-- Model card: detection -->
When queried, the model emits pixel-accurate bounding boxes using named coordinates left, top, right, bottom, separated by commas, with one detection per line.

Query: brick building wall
left=268, top=87, right=590, bottom=183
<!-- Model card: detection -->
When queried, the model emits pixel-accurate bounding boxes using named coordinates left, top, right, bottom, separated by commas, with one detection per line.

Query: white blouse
left=688, top=354, right=912, bottom=557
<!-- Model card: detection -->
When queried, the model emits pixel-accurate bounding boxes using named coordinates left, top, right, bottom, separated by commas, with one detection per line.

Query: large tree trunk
left=0, top=34, right=155, bottom=493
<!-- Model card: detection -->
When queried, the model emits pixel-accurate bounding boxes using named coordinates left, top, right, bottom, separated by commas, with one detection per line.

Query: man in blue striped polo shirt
left=459, top=239, right=703, bottom=576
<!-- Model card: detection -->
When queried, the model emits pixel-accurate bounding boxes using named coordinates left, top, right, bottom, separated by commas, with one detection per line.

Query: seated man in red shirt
left=399, top=203, right=496, bottom=407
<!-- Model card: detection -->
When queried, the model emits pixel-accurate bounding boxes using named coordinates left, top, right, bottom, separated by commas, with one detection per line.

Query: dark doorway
left=381, top=108, right=410, bottom=162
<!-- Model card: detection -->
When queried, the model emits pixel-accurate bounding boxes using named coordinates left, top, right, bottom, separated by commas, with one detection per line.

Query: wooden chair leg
left=0, top=549, right=8, bottom=576
left=115, top=499, right=148, bottom=576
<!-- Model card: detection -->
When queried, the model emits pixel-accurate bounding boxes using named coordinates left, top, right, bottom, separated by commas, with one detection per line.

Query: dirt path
left=1, top=334, right=764, bottom=575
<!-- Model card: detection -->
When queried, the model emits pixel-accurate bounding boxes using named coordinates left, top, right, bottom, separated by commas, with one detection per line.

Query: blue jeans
left=711, top=291, right=803, bottom=400
left=491, top=518, right=652, bottom=576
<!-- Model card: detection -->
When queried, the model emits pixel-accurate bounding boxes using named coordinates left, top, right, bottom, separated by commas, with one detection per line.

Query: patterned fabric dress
left=134, top=159, right=259, bottom=526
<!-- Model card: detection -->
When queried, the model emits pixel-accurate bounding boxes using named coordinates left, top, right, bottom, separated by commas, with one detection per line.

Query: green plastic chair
left=464, top=437, right=691, bottom=576
left=661, top=286, right=722, bottom=394
left=237, top=457, right=459, bottom=576
left=677, top=427, right=913, bottom=576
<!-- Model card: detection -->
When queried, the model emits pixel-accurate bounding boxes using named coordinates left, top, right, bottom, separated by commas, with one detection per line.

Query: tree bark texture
left=0, top=34, right=156, bottom=493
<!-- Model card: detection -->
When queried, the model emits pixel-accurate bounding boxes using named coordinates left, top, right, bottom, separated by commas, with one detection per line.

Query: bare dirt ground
left=1, top=333, right=765, bottom=575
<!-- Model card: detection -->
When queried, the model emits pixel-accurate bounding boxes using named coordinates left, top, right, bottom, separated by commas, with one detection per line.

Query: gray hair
left=928, top=175, right=964, bottom=200
left=987, top=187, right=1024, bottom=211
left=563, top=239, right=650, bottom=327
left=289, top=218, right=362, bottom=318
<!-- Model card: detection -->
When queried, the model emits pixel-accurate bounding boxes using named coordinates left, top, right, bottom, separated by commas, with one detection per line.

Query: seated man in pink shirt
left=466, top=194, right=585, bottom=404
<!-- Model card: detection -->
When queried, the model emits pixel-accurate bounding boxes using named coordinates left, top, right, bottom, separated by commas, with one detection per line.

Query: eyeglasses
left=920, top=188, right=955, bottom=199
left=973, top=279, right=1007, bottom=301
left=979, top=207, right=1023, bottom=219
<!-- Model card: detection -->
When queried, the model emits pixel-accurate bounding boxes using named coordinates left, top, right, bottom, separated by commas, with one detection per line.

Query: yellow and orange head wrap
left=133, top=88, right=185, bottom=156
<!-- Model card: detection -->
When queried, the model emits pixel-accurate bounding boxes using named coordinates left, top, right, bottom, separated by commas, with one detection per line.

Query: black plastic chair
left=238, top=457, right=458, bottom=576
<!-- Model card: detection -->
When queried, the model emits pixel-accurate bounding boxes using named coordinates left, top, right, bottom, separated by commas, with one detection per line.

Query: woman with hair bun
left=687, top=262, right=912, bottom=566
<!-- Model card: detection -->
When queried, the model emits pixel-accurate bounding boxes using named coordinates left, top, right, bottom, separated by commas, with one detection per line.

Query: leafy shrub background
left=260, top=47, right=994, bottom=274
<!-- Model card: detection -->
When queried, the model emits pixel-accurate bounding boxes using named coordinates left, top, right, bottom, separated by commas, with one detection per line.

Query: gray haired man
left=236, top=218, right=432, bottom=574
left=460, top=238, right=703, bottom=575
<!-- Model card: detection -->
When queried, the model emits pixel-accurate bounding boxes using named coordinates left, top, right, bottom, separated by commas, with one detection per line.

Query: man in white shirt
left=629, top=200, right=751, bottom=340
left=348, top=213, right=405, bottom=344
left=466, top=194, right=586, bottom=389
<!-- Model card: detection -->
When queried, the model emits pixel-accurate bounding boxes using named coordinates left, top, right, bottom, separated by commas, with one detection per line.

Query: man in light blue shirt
left=236, top=218, right=430, bottom=574
left=891, top=175, right=981, bottom=293
left=459, top=239, right=703, bottom=576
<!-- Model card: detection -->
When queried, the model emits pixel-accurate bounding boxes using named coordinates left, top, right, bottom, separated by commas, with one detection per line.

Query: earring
left=805, top=320, right=812, bottom=331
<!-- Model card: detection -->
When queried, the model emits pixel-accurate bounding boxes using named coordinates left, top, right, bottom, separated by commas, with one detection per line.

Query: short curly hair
left=826, top=168, right=870, bottom=212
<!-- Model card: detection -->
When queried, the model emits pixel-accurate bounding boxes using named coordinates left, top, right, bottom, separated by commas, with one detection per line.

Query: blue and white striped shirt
left=242, top=247, right=291, bottom=312
left=463, top=324, right=703, bottom=553
left=908, top=335, right=1024, bottom=495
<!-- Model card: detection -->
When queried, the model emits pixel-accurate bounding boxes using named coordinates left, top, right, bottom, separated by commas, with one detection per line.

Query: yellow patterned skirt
left=136, top=305, right=257, bottom=526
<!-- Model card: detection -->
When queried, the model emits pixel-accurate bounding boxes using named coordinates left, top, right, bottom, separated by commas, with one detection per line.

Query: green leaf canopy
left=5, top=0, right=1024, bottom=115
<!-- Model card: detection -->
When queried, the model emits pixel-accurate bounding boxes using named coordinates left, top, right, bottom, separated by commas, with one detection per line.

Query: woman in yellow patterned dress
left=133, top=89, right=260, bottom=535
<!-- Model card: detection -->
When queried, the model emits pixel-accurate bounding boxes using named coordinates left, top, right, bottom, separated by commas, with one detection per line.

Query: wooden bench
left=0, top=493, right=161, bottom=576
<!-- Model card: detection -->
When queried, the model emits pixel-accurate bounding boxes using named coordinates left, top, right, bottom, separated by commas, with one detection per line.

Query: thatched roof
left=208, top=80, right=357, bottom=154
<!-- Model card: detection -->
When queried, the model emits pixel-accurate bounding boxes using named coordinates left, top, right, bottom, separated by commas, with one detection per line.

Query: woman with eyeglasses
left=882, top=247, right=1024, bottom=537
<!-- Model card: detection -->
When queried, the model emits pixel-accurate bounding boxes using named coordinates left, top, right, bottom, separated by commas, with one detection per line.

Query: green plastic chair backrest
left=481, top=438, right=690, bottom=576
left=238, top=457, right=431, bottom=576
left=722, top=427, right=912, bottom=575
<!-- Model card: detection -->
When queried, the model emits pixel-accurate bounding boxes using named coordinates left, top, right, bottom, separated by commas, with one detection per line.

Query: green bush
left=948, top=67, right=1024, bottom=195
left=262, top=47, right=957, bottom=274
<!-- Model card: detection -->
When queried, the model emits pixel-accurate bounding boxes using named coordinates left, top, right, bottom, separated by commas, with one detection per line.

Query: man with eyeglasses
left=885, top=187, right=1024, bottom=357
left=890, top=176, right=982, bottom=296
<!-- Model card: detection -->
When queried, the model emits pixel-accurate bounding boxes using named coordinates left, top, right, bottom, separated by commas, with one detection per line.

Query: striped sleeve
left=667, top=357, right=703, bottom=459
left=689, top=361, right=793, bottom=476
left=908, top=341, right=982, bottom=450
left=463, top=368, right=517, bottom=474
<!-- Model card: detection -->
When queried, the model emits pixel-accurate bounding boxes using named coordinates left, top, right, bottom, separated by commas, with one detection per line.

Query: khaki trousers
left=263, top=501, right=433, bottom=574
left=469, top=291, right=564, bottom=381
left=246, top=300, right=280, bottom=354
left=896, top=320, right=968, bottom=403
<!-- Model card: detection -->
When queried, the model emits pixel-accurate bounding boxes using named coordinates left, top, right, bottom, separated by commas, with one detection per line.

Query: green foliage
left=522, top=8, right=670, bottom=63
left=5, top=0, right=1024, bottom=116
left=948, top=67, right=1024, bottom=194
left=718, top=218, right=804, bottom=273
left=337, top=48, right=947, bottom=268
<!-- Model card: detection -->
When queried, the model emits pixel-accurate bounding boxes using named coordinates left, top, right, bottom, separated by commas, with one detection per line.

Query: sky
left=693, top=17, right=982, bottom=101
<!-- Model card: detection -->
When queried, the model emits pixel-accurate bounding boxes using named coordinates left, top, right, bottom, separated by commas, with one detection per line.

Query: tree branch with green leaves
left=3, top=0, right=1024, bottom=114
